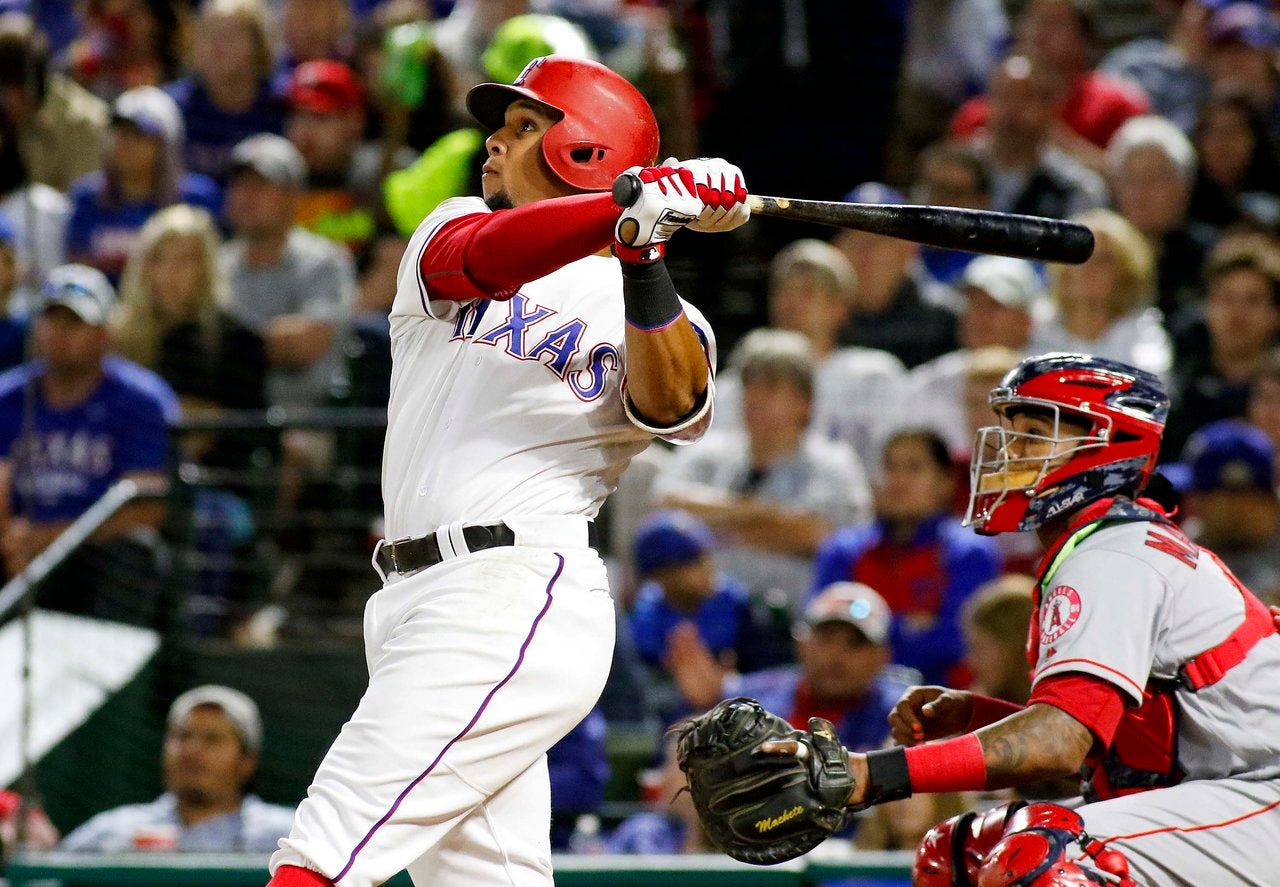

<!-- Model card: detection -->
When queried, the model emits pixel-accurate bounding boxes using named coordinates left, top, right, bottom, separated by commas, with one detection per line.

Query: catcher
left=676, top=354, right=1280, bottom=886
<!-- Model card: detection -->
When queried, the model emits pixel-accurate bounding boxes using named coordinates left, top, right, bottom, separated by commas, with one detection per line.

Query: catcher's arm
left=762, top=701, right=1093, bottom=805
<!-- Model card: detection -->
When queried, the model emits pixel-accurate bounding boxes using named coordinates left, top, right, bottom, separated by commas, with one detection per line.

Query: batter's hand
left=663, top=157, right=750, bottom=233
left=613, top=164, right=700, bottom=262
left=888, top=686, right=973, bottom=747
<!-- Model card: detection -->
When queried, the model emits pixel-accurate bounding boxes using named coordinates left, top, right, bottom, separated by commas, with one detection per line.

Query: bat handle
left=612, top=173, right=643, bottom=208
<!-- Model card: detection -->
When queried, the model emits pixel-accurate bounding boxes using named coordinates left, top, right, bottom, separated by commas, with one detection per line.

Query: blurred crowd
left=5, top=0, right=1280, bottom=862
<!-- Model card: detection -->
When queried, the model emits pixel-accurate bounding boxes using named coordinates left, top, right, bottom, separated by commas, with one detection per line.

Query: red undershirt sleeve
left=965, top=694, right=1025, bottom=732
left=1029, top=672, right=1127, bottom=747
left=419, top=192, right=622, bottom=302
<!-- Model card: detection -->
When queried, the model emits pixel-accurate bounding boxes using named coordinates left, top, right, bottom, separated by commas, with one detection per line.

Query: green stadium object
left=481, top=14, right=595, bottom=85
left=383, top=127, right=486, bottom=237
left=378, top=21, right=433, bottom=109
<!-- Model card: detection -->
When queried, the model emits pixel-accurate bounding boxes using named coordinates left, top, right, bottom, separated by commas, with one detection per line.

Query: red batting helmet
left=466, top=56, right=660, bottom=191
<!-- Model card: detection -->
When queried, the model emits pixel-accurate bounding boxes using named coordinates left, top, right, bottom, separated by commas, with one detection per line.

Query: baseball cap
left=961, top=255, right=1045, bottom=311
left=289, top=60, right=364, bottom=114
left=39, top=264, right=115, bottom=325
left=228, top=133, right=306, bottom=188
left=633, top=510, right=714, bottom=574
left=803, top=582, right=892, bottom=646
left=111, top=85, right=184, bottom=145
left=167, top=685, right=263, bottom=756
left=1182, top=419, right=1275, bottom=492
left=843, top=182, right=905, bottom=206
left=1209, top=2, right=1276, bottom=48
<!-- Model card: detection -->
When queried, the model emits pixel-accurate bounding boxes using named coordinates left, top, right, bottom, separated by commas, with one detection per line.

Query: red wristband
left=904, top=733, right=987, bottom=793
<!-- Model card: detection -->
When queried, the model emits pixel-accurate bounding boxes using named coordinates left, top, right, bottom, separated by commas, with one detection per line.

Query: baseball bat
left=612, top=174, right=1095, bottom=264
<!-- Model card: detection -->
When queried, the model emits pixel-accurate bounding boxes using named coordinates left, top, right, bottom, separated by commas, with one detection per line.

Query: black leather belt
left=375, top=521, right=597, bottom=576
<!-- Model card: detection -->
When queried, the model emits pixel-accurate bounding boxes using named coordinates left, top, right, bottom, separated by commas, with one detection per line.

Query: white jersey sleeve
left=1032, top=523, right=1168, bottom=705
left=391, top=196, right=491, bottom=324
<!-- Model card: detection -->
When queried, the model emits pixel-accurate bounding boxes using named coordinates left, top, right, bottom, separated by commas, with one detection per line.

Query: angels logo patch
left=1040, top=585, right=1082, bottom=644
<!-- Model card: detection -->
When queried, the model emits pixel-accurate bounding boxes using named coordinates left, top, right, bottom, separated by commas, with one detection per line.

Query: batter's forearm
left=975, top=703, right=1093, bottom=788
left=625, top=318, right=708, bottom=424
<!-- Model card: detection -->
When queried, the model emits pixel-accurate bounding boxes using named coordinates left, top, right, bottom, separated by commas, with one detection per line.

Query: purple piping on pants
left=334, top=554, right=566, bottom=882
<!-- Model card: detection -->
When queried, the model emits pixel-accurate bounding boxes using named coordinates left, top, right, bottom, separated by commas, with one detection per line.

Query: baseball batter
left=719, top=354, right=1280, bottom=885
left=264, top=57, right=747, bottom=887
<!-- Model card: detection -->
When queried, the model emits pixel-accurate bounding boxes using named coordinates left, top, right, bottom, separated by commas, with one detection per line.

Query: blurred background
left=2, top=0, right=1280, bottom=882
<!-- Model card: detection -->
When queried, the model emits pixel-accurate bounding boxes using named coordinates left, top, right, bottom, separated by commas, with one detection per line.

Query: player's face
left=1003, top=410, right=1091, bottom=470
left=163, top=705, right=256, bottom=803
left=482, top=101, right=578, bottom=209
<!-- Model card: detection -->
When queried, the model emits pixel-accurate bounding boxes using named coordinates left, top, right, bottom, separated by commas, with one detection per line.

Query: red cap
left=289, top=60, right=364, bottom=114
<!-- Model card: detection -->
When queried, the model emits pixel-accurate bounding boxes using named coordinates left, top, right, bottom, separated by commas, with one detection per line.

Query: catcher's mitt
left=673, top=697, right=855, bottom=865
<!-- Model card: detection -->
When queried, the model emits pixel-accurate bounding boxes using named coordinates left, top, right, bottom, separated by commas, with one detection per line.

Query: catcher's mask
left=964, top=353, right=1168, bottom=534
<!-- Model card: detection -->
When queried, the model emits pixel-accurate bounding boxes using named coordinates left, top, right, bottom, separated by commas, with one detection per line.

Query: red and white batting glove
left=665, top=157, right=750, bottom=233
left=614, top=164, right=701, bottom=263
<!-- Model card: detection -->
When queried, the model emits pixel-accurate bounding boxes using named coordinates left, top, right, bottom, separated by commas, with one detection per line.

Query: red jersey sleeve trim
left=1029, top=672, right=1127, bottom=747
left=418, top=192, right=621, bottom=303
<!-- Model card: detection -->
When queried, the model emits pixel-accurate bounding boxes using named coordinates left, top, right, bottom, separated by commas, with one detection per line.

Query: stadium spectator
left=287, top=59, right=411, bottom=255
left=1031, top=208, right=1172, bottom=381
left=1180, top=419, right=1280, bottom=606
left=219, top=133, right=355, bottom=411
left=67, top=86, right=221, bottom=282
left=0, top=264, right=177, bottom=625
left=1107, top=115, right=1218, bottom=319
left=626, top=510, right=784, bottom=719
left=547, top=708, right=609, bottom=852
left=1097, top=0, right=1211, bottom=134
left=277, top=0, right=355, bottom=82
left=899, top=255, right=1046, bottom=456
left=668, top=581, right=918, bottom=756
left=1202, top=3, right=1279, bottom=126
left=962, top=574, right=1037, bottom=704
left=1188, top=89, right=1280, bottom=231
left=1165, top=234, right=1280, bottom=457
left=0, top=101, right=70, bottom=302
left=112, top=204, right=267, bottom=422
left=963, top=54, right=1108, bottom=221
left=1247, top=347, right=1280, bottom=484
left=889, top=0, right=1008, bottom=181
left=950, top=0, right=1149, bottom=156
left=65, top=0, right=191, bottom=101
left=61, top=685, right=295, bottom=853
left=832, top=183, right=958, bottom=370
left=164, top=0, right=287, bottom=184
left=811, top=429, right=1001, bottom=685
left=910, top=141, right=992, bottom=286
left=0, top=15, right=109, bottom=192
left=0, top=215, right=26, bottom=371
left=713, top=239, right=905, bottom=474
left=651, top=329, right=872, bottom=609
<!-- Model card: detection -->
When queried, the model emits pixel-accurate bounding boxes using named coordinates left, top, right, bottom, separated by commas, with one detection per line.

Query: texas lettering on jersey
left=450, top=293, right=621, bottom=401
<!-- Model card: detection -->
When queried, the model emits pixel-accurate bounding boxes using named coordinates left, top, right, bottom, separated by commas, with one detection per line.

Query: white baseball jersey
left=272, top=196, right=718, bottom=887
left=381, top=196, right=717, bottom=541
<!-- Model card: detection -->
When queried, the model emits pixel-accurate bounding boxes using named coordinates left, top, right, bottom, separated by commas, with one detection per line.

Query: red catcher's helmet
left=964, top=353, right=1169, bottom=535
left=466, top=56, right=660, bottom=191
